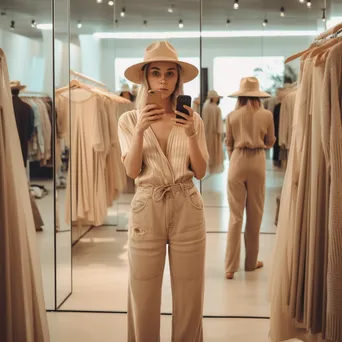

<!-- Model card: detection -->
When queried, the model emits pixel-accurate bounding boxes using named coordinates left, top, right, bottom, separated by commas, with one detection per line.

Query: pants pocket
left=131, top=191, right=150, bottom=213
left=187, top=188, right=204, bottom=210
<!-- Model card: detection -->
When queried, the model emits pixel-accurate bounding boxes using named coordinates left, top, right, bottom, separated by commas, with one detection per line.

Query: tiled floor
left=35, top=160, right=285, bottom=341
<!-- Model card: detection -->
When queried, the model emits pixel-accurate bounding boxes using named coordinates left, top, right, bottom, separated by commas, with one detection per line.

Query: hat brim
left=228, top=90, right=271, bottom=98
left=11, top=85, right=26, bottom=91
left=124, top=58, right=199, bottom=84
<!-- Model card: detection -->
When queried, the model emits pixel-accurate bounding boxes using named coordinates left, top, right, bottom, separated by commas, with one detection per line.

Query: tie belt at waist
left=137, top=180, right=194, bottom=202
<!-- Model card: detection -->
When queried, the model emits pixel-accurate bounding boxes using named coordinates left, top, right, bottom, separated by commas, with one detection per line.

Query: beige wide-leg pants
left=127, top=180, right=206, bottom=342
left=225, top=148, right=266, bottom=273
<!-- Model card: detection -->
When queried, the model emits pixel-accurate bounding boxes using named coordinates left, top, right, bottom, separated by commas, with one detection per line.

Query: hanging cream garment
left=202, top=101, right=224, bottom=174
left=279, top=91, right=297, bottom=150
left=60, top=88, right=108, bottom=226
left=321, top=41, right=342, bottom=342
left=0, top=50, right=50, bottom=342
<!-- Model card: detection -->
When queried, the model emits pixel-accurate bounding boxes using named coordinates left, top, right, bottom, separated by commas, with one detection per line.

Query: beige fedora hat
left=10, top=80, right=27, bottom=91
left=207, top=90, right=223, bottom=99
left=229, top=77, right=270, bottom=98
left=124, top=41, right=199, bottom=84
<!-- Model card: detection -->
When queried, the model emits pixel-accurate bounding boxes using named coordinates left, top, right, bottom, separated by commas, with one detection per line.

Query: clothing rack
left=70, top=70, right=108, bottom=90
left=21, top=91, right=50, bottom=97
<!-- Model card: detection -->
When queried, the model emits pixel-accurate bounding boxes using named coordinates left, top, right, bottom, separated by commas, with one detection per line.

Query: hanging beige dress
left=0, top=50, right=50, bottom=342
left=202, top=101, right=224, bottom=174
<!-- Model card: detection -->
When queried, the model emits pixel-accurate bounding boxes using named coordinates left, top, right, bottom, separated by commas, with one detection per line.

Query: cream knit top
left=225, top=106, right=276, bottom=152
left=118, top=110, right=209, bottom=186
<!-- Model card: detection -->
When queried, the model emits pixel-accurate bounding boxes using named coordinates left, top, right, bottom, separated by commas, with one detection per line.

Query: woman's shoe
left=226, top=272, right=234, bottom=279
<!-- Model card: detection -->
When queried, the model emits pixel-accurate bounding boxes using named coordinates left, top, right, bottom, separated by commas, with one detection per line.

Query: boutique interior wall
left=1, top=28, right=311, bottom=93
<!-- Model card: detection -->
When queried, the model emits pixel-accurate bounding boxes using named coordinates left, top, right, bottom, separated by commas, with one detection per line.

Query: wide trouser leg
left=168, top=189, right=206, bottom=342
left=127, top=190, right=167, bottom=342
left=225, top=155, right=247, bottom=273
left=244, top=152, right=266, bottom=271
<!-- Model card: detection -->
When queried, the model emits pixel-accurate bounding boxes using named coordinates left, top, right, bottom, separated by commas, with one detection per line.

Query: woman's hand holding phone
left=172, top=105, right=196, bottom=137
left=136, top=104, right=165, bottom=134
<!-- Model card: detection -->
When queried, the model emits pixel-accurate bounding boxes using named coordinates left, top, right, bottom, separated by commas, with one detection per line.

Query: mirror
left=0, top=0, right=55, bottom=309
left=200, top=0, right=326, bottom=318
left=55, top=0, right=73, bottom=308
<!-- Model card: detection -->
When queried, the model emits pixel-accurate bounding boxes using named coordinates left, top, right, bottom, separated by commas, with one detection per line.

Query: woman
left=118, top=41, right=208, bottom=342
left=202, top=90, right=224, bottom=174
left=225, top=77, right=276, bottom=280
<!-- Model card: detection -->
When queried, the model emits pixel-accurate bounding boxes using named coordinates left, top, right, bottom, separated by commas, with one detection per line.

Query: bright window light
left=94, top=30, right=319, bottom=39
left=37, top=23, right=53, bottom=30
left=327, top=16, right=342, bottom=29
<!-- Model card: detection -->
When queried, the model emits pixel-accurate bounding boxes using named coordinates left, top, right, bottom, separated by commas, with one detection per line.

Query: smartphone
left=176, top=95, right=192, bottom=119
left=147, top=90, right=163, bottom=107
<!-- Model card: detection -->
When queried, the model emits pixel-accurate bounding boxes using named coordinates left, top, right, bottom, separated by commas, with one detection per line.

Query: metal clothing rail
left=70, top=70, right=108, bottom=90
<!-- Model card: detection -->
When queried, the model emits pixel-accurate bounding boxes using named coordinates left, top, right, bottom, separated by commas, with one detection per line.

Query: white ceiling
left=0, top=0, right=334, bottom=38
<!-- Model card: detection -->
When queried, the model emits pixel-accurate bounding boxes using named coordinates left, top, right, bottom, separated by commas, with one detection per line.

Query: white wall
left=93, top=36, right=312, bottom=91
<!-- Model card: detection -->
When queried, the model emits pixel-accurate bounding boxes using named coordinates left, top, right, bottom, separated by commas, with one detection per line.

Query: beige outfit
left=0, top=50, right=50, bottom=342
left=118, top=110, right=209, bottom=342
left=225, top=106, right=275, bottom=272
left=279, top=91, right=297, bottom=150
left=202, top=101, right=224, bottom=174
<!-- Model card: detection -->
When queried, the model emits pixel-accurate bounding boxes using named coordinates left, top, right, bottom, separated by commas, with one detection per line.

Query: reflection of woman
left=118, top=41, right=209, bottom=341
left=202, top=90, right=224, bottom=174
left=224, top=77, right=276, bottom=280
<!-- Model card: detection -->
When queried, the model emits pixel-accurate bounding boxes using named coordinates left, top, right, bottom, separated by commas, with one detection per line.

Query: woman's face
left=147, top=61, right=179, bottom=99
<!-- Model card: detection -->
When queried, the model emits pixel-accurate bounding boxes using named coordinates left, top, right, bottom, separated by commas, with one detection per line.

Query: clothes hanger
left=285, top=45, right=316, bottom=64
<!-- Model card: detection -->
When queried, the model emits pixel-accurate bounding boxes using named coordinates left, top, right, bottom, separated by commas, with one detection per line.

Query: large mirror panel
left=0, top=0, right=55, bottom=309
left=200, top=0, right=324, bottom=317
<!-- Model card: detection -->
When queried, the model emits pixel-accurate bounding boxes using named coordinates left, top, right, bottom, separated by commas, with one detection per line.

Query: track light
left=307, top=0, right=311, bottom=8
left=299, top=0, right=304, bottom=2
left=10, top=20, right=15, bottom=30
left=280, top=6, right=285, bottom=17
left=168, top=4, right=174, bottom=13
left=178, top=20, right=184, bottom=29
left=226, top=19, right=231, bottom=27
left=108, top=1, right=114, bottom=6
left=120, top=7, right=126, bottom=17
left=96, top=0, right=102, bottom=3
left=31, top=20, right=37, bottom=28
left=143, top=20, right=147, bottom=28
left=234, top=0, right=239, bottom=10
left=115, top=19, right=119, bottom=28
left=322, top=8, right=326, bottom=22
left=263, top=19, right=268, bottom=27
left=77, top=21, right=82, bottom=28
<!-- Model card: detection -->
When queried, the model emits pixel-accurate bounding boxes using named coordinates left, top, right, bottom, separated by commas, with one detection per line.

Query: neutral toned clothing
left=279, top=91, right=296, bottom=149
left=202, top=101, right=224, bottom=174
left=0, top=50, right=50, bottom=342
left=128, top=181, right=206, bottom=342
left=225, top=149, right=266, bottom=272
left=225, top=107, right=276, bottom=153
left=118, top=110, right=209, bottom=186
left=225, top=106, right=275, bottom=273
left=118, top=110, right=208, bottom=341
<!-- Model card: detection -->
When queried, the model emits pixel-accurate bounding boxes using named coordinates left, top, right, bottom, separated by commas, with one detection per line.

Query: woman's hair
left=236, top=97, right=261, bottom=111
left=120, top=91, right=135, bottom=102
left=210, top=98, right=220, bottom=105
left=135, top=63, right=184, bottom=111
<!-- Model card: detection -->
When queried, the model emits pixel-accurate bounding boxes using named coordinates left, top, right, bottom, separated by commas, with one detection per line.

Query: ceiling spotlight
left=120, top=7, right=126, bottom=17
left=77, top=21, right=82, bottom=28
left=307, top=0, right=311, bottom=8
left=234, top=0, right=239, bottom=10
left=31, top=19, right=37, bottom=28
left=322, top=8, right=326, bottom=22
left=108, top=1, right=114, bottom=6
left=143, top=20, right=147, bottom=28
left=96, top=0, right=102, bottom=2
left=10, top=20, right=15, bottom=30
left=280, top=6, right=285, bottom=17
left=178, top=19, right=184, bottom=29
left=226, top=19, right=231, bottom=27
left=299, top=0, right=304, bottom=2
left=168, top=4, right=174, bottom=13
left=263, top=19, right=268, bottom=27
left=1, top=12, right=6, bottom=16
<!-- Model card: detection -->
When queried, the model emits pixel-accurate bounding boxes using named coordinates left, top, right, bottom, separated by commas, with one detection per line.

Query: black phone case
left=176, top=95, right=192, bottom=119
